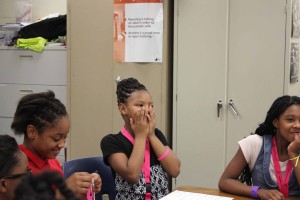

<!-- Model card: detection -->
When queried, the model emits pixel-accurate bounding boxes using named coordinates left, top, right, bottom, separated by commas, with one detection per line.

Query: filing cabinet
left=0, top=46, right=67, bottom=163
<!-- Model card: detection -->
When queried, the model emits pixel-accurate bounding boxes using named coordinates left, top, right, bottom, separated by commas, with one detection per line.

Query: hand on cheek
left=288, top=134, right=300, bottom=156
left=147, top=109, right=155, bottom=136
left=131, top=108, right=149, bottom=137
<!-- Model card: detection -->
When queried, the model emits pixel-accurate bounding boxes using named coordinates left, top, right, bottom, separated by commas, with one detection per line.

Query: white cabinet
left=0, top=48, right=66, bottom=85
left=0, top=46, right=67, bottom=163
left=173, top=0, right=290, bottom=188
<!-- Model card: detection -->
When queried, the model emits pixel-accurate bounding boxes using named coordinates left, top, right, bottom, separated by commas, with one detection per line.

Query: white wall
left=0, top=0, right=66, bottom=24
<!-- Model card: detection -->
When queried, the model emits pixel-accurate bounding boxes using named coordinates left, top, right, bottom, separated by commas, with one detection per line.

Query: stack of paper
left=160, top=190, right=234, bottom=200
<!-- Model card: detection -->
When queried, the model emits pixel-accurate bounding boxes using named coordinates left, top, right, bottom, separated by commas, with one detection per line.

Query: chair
left=62, top=156, right=116, bottom=200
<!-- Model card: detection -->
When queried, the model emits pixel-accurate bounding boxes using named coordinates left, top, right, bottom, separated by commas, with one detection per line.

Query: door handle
left=217, top=100, right=222, bottom=117
left=229, top=99, right=239, bottom=115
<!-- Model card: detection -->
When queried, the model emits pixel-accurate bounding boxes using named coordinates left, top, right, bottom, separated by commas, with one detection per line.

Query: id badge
left=87, top=179, right=95, bottom=200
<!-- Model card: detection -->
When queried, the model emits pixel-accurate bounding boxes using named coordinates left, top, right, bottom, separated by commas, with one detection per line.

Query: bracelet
left=289, top=155, right=300, bottom=167
left=158, top=149, right=170, bottom=161
left=250, top=186, right=261, bottom=198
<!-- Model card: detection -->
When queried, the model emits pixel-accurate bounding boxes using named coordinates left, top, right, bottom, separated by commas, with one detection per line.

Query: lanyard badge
left=87, top=178, right=95, bottom=200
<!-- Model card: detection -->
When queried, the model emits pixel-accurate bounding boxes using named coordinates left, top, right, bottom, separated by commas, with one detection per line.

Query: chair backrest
left=62, top=156, right=116, bottom=200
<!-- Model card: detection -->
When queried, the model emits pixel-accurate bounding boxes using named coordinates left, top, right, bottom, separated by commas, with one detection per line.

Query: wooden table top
left=175, top=186, right=300, bottom=200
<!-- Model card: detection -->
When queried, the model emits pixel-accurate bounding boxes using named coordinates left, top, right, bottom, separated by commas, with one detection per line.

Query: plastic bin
left=0, top=24, right=21, bottom=46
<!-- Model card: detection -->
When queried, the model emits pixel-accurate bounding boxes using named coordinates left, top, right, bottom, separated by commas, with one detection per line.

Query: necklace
left=271, top=136, right=292, bottom=197
left=121, top=127, right=151, bottom=200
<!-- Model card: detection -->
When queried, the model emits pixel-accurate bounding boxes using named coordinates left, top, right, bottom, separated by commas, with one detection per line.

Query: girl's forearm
left=148, top=135, right=181, bottom=177
left=219, top=179, right=252, bottom=197
left=125, top=137, right=147, bottom=183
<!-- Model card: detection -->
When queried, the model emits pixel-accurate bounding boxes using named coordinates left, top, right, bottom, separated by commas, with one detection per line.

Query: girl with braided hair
left=11, top=90, right=102, bottom=200
left=101, top=77, right=180, bottom=200
left=0, top=134, right=29, bottom=200
left=14, top=171, right=79, bottom=200
left=219, top=95, right=300, bottom=199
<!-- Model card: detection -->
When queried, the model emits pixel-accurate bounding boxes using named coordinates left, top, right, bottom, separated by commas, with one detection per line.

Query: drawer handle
left=19, top=55, right=34, bottom=59
left=19, top=89, right=34, bottom=95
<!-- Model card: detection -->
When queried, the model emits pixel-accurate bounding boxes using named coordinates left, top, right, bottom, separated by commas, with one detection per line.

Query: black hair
left=14, top=171, right=79, bottom=200
left=116, top=77, right=147, bottom=105
left=237, top=165, right=252, bottom=186
left=238, top=95, right=300, bottom=185
left=0, top=135, right=20, bottom=179
left=255, top=95, right=300, bottom=136
left=11, top=90, right=68, bottom=136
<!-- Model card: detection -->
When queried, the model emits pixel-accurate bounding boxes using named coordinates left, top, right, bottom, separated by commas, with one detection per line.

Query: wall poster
left=291, top=42, right=299, bottom=83
left=292, top=0, right=300, bottom=38
left=113, top=0, right=163, bottom=63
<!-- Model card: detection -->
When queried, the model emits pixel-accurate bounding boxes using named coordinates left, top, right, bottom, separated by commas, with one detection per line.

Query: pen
left=92, top=178, right=95, bottom=200
left=92, top=170, right=97, bottom=200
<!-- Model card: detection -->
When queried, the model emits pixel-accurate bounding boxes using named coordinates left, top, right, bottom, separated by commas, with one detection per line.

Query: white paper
left=113, top=1, right=163, bottom=63
left=125, top=3, right=163, bottom=62
left=159, top=190, right=234, bottom=200
left=15, top=1, right=32, bottom=23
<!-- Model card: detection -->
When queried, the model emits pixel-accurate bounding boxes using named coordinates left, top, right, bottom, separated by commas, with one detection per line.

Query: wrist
left=289, top=153, right=299, bottom=158
left=288, top=149, right=300, bottom=157
left=158, top=148, right=170, bottom=161
left=288, top=146, right=300, bottom=155
left=134, top=135, right=147, bottom=142
left=148, top=133, right=156, bottom=140
left=250, top=186, right=261, bottom=199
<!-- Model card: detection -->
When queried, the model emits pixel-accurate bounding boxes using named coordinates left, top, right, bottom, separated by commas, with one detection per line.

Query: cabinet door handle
left=229, top=99, right=239, bottom=115
left=19, top=89, right=34, bottom=95
left=217, top=100, right=223, bottom=117
left=19, top=55, right=34, bottom=59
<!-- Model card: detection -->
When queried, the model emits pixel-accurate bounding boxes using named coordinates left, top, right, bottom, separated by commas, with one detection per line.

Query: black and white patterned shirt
left=101, top=128, right=169, bottom=200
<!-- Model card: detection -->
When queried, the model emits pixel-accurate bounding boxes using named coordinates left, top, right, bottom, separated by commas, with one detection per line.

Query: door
left=173, top=0, right=287, bottom=188
left=225, top=0, right=286, bottom=163
left=173, top=0, right=228, bottom=188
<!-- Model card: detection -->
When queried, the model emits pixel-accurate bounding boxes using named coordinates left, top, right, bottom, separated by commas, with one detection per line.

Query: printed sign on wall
left=113, top=0, right=163, bottom=63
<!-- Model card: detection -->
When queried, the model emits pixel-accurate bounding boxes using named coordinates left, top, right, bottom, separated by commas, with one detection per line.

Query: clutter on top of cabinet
left=0, top=23, right=23, bottom=46
left=15, top=0, right=32, bottom=23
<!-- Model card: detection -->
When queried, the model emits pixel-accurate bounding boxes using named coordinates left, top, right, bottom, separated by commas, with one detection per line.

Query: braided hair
left=0, top=135, right=20, bottom=179
left=238, top=95, right=300, bottom=185
left=237, top=164, right=252, bottom=186
left=11, top=90, right=68, bottom=136
left=116, top=77, right=147, bottom=105
left=14, top=171, right=79, bottom=200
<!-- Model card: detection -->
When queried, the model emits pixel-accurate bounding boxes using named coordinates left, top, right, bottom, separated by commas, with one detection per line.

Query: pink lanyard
left=271, top=137, right=292, bottom=197
left=121, top=127, right=151, bottom=200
